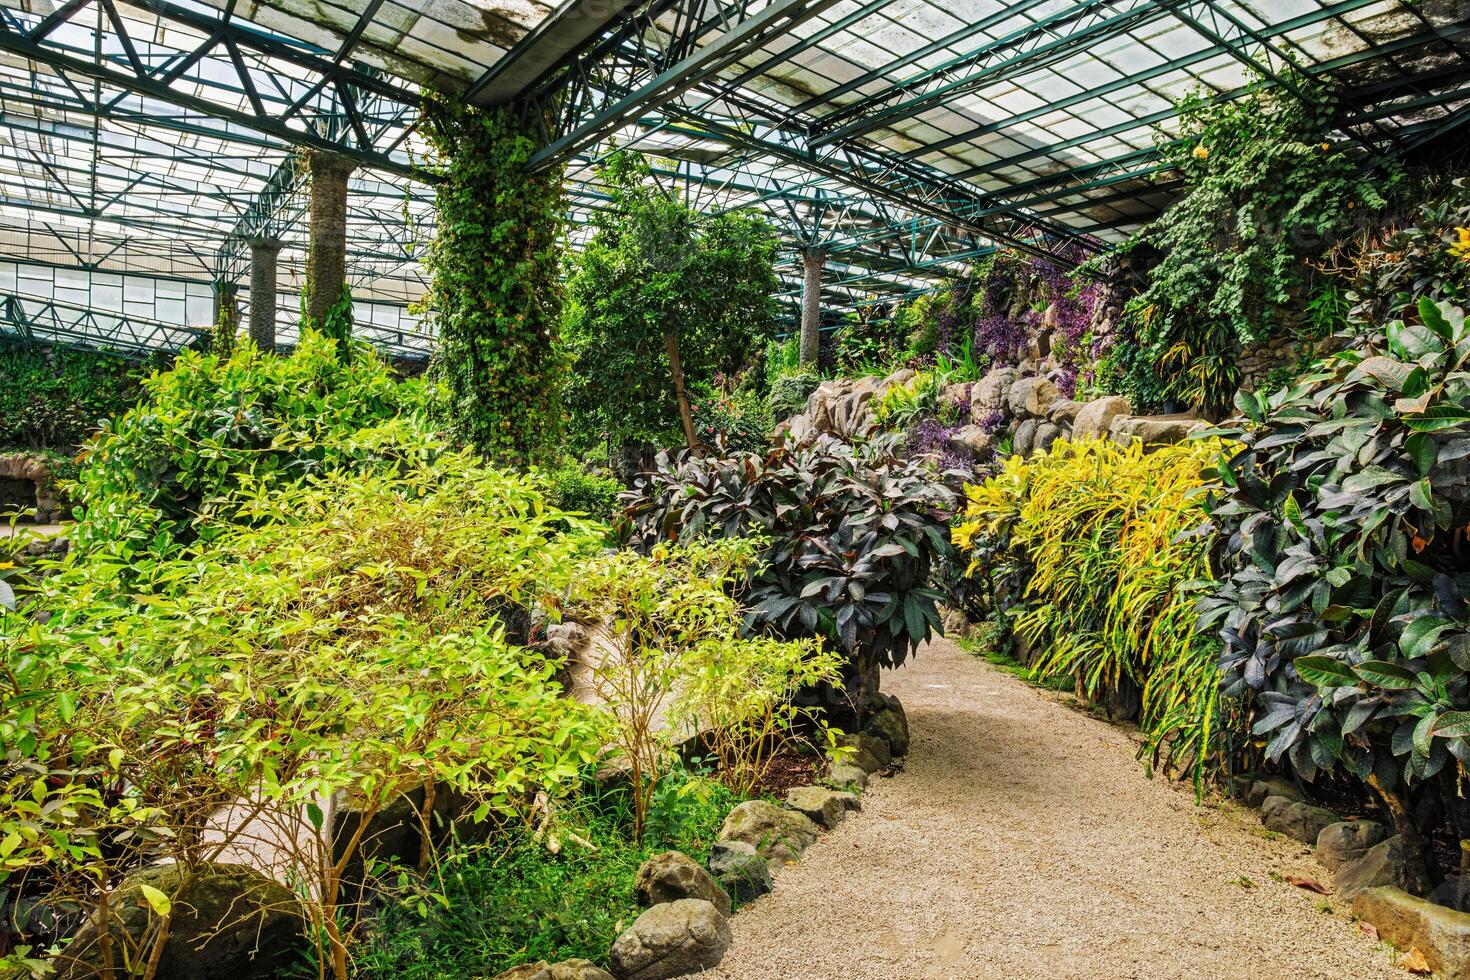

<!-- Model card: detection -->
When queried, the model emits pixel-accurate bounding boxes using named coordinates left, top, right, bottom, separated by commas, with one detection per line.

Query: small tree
left=563, top=151, right=780, bottom=459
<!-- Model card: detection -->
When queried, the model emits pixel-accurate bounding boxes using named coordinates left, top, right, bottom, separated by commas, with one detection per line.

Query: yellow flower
left=1450, top=227, right=1470, bottom=263
left=1192, top=144, right=1209, bottom=160
left=1319, top=142, right=1331, bottom=152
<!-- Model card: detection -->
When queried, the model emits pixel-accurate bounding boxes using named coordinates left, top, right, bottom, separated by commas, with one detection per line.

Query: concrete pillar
left=799, top=247, right=826, bottom=368
left=248, top=238, right=282, bottom=351
left=304, top=149, right=355, bottom=335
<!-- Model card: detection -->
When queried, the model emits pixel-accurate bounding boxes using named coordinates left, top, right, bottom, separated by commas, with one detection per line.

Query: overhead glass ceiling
left=0, top=0, right=1466, bottom=357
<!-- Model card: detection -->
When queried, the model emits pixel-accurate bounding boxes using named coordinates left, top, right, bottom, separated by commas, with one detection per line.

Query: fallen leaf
left=1285, top=874, right=1330, bottom=895
left=1359, top=922, right=1379, bottom=941
left=1399, top=947, right=1431, bottom=974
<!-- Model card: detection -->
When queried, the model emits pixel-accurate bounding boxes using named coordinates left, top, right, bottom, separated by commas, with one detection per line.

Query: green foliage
left=422, top=94, right=566, bottom=465
left=356, top=769, right=738, bottom=978
left=1349, top=176, right=1470, bottom=325
left=954, top=437, right=1226, bottom=781
left=0, top=342, right=151, bottom=451
left=832, top=305, right=906, bottom=374
left=689, top=381, right=773, bottom=453
left=1096, top=75, right=1398, bottom=413
left=1202, top=297, right=1470, bottom=825
left=872, top=370, right=951, bottom=430
left=767, top=371, right=820, bottom=421
left=2, top=454, right=608, bottom=978
left=622, top=432, right=955, bottom=694
left=563, top=151, right=781, bottom=451
left=764, top=335, right=801, bottom=386
left=539, top=462, right=624, bottom=525
left=70, top=329, right=438, bottom=554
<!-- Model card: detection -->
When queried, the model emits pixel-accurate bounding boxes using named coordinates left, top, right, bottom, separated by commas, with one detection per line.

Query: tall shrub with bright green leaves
left=421, top=95, right=567, bottom=465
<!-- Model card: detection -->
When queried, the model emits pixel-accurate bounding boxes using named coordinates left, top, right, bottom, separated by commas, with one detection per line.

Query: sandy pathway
left=711, top=637, right=1401, bottom=980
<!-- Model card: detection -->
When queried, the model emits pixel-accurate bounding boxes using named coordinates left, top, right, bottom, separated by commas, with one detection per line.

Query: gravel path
left=711, top=637, right=1402, bottom=980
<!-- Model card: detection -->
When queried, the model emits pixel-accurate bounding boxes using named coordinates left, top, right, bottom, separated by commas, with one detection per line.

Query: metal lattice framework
left=0, top=0, right=1467, bottom=354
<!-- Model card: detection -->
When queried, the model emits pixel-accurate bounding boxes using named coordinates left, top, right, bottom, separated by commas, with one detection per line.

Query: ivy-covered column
left=303, top=150, right=355, bottom=349
left=799, top=246, right=825, bottom=368
left=247, top=237, right=282, bottom=351
left=211, top=280, right=239, bottom=355
left=422, top=96, right=565, bottom=465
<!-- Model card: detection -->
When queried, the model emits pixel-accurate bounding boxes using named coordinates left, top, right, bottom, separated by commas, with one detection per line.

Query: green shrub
left=1202, top=296, right=1470, bottom=867
left=954, top=437, right=1225, bottom=782
left=70, top=329, right=439, bottom=553
left=0, top=342, right=152, bottom=451
left=541, top=463, right=624, bottom=524
left=767, top=371, right=819, bottom=420
left=689, top=382, right=772, bottom=452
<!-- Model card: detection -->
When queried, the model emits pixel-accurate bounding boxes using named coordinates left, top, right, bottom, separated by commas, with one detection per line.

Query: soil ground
left=711, top=637, right=1403, bottom=980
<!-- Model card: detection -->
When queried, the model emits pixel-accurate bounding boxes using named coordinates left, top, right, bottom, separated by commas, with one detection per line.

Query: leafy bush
left=1349, top=177, right=1470, bottom=325
left=356, top=769, right=738, bottom=978
left=0, top=342, right=152, bottom=451
left=1093, top=75, right=1397, bottom=413
left=1201, top=296, right=1470, bottom=863
left=767, top=371, right=820, bottom=420
left=955, top=436, right=1226, bottom=781
left=622, top=432, right=954, bottom=700
left=2, top=455, right=607, bottom=979
left=70, top=330, right=439, bottom=553
left=872, top=370, right=950, bottom=431
left=540, top=462, right=624, bottom=525
left=688, top=382, right=773, bottom=453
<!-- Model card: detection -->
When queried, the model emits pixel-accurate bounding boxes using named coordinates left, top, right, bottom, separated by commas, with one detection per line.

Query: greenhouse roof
left=0, top=0, right=1467, bottom=357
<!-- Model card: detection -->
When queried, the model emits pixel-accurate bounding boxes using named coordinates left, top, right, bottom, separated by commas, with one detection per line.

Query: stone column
left=248, top=238, right=282, bottom=351
left=304, top=150, right=355, bottom=335
left=799, top=247, right=826, bottom=369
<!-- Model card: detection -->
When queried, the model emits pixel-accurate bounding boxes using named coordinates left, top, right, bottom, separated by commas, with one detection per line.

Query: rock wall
left=0, top=453, right=68, bottom=523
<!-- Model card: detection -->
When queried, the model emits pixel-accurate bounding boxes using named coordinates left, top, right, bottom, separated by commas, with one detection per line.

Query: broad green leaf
left=1293, top=655, right=1357, bottom=687
left=1430, top=711, right=1470, bottom=739
left=1400, top=617, right=1453, bottom=659
left=1353, top=660, right=1419, bottom=690
left=138, top=883, right=172, bottom=917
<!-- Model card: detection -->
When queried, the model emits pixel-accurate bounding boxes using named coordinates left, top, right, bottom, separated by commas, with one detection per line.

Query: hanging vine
left=420, top=93, right=567, bottom=464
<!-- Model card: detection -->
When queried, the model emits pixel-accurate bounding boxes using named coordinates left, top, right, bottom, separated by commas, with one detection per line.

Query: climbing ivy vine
left=421, top=94, right=567, bottom=465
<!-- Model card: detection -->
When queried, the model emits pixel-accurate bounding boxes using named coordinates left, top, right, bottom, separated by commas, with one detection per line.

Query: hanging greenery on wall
left=421, top=94, right=567, bottom=465
left=1093, top=74, right=1399, bottom=413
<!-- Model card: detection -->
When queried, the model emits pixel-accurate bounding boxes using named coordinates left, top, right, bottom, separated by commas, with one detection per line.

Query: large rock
left=784, top=786, right=860, bottom=829
left=608, top=899, right=731, bottom=980
left=1071, top=396, right=1132, bottom=441
left=1033, top=421, right=1062, bottom=454
left=1243, top=775, right=1303, bottom=808
left=707, top=840, right=772, bottom=902
left=1012, top=418, right=1039, bottom=456
left=946, top=424, right=993, bottom=458
left=1334, top=835, right=1433, bottom=901
left=973, top=367, right=1018, bottom=412
left=1316, top=820, right=1390, bottom=872
left=1109, top=414, right=1206, bottom=448
left=940, top=382, right=973, bottom=414
left=495, top=960, right=615, bottom=980
left=879, top=368, right=916, bottom=392
left=1007, top=376, right=1060, bottom=419
left=58, top=863, right=304, bottom=980
left=717, top=800, right=819, bottom=868
left=635, top=851, right=731, bottom=916
left=1353, top=886, right=1470, bottom=978
left=1047, top=398, right=1085, bottom=425
left=835, top=732, right=892, bottom=773
left=824, top=762, right=869, bottom=793
left=1260, top=796, right=1340, bottom=845
left=862, top=694, right=909, bottom=757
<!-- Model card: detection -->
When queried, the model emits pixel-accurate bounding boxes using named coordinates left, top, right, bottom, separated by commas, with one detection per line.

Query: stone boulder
left=1033, top=421, right=1061, bottom=454
left=495, top=960, right=615, bottom=980
left=608, top=899, right=731, bottom=980
left=1007, top=376, right=1060, bottom=419
left=973, top=367, right=1018, bottom=412
left=824, top=762, right=869, bottom=793
left=1071, top=396, right=1132, bottom=441
left=946, top=424, right=992, bottom=459
left=1046, top=398, right=1084, bottom=425
left=635, top=851, right=731, bottom=916
left=1353, top=887, right=1470, bottom=978
left=880, top=368, right=916, bottom=391
left=707, top=840, right=772, bottom=902
left=58, top=863, right=304, bottom=980
left=1012, top=418, right=1039, bottom=457
left=1316, top=820, right=1390, bottom=872
left=717, top=801, right=819, bottom=868
left=1260, top=796, right=1339, bottom=845
left=1334, top=836, right=1433, bottom=901
left=783, top=786, right=860, bottom=829
left=834, top=732, right=891, bottom=773
left=862, top=694, right=909, bottom=757
left=1243, top=775, right=1303, bottom=808
left=1109, top=414, right=1207, bottom=449
left=940, top=382, right=973, bottom=414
